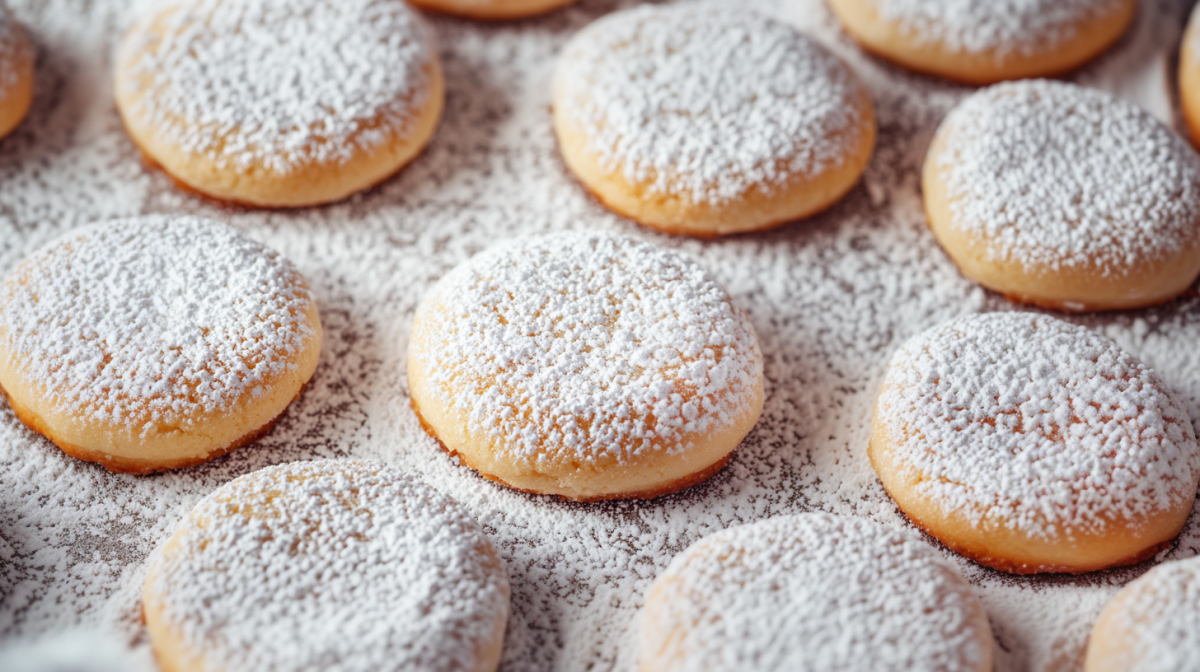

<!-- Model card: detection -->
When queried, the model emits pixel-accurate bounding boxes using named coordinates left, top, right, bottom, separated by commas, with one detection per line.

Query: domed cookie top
left=553, top=5, right=874, bottom=236
left=827, top=0, right=1134, bottom=84
left=1086, top=556, right=1200, bottom=672
left=639, top=513, right=993, bottom=672
left=871, top=312, right=1200, bottom=573
left=0, top=216, right=322, bottom=472
left=143, top=460, right=510, bottom=672
left=407, top=232, right=764, bottom=500
left=115, top=0, right=442, bottom=206
left=924, top=80, right=1200, bottom=311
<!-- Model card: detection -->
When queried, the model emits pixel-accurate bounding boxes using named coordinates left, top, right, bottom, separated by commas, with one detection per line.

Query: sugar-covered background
left=0, top=0, right=1197, bottom=670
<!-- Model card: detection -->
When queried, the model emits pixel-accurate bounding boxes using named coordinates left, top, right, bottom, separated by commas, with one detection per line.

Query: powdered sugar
left=876, top=312, right=1200, bottom=538
left=145, top=460, right=509, bottom=672
left=641, top=513, right=990, bottom=671
left=555, top=5, right=866, bottom=205
left=934, top=80, right=1200, bottom=275
left=0, top=216, right=317, bottom=433
left=864, top=0, right=1127, bottom=58
left=412, top=232, right=761, bottom=464
left=116, top=0, right=435, bottom=173
left=0, top=1, right=1197, bottom=671
left=1104, top=556, right=1200, bottom=670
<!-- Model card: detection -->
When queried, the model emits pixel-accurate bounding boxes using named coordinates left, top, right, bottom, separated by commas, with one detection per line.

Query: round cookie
left=1180, top=4, right=1200, bottom=151
left=114, top=0, right=443, bottom=208
left=553, top=6, right=875, bottom=237
left=1085, top=556, right=1200, bottom=672
left=870, top=312, right=1200, bottom=574
left=408, top=0, right=577, bottom=21
left=143, top=460, right=510, bottom=672
left=639, top=513, right=994, bottom=672
left=407, top=232, right=764, bottom=501
left=923, top=80, right=1200, bottom=312
left=0, top=2, right=34, bottom=140
left=827, top=0, right=1135, bottom=85
left=0, top=216, right=322, bottom=474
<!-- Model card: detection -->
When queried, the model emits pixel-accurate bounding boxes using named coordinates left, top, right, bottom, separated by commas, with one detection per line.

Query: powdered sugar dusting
left=876, top=312, right=1200, bottom=538
left=865, top=0, right=1127, bottom=58
left=0, top=216, right=317, bottom=433
left=555, top=5, right=865, bottom=205
left=412, top=232, right=761, bottom=464
left=642, top=513, right=990, bottom=671
left=1105, top=556, right=1200, bottom=670
left=1, top=1, right=1198, bottom=671
left=117, top=0, right=434, bottom=173
left=146, top=460, right=509, bottom=672
left=935, top=80, right=1200, bottom=275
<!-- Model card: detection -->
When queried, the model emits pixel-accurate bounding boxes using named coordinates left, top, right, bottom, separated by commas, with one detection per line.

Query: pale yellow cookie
left=115, top=0, right=443, bottom=207
left=144, top=460, right=510, bottom=672
left=827, top=0, right=1135, bottom=84
left=408, top=232, right=764, bottom=500
left=0, top=2, right=33, bottom=140
left=923, top=80, right=1200, bottom=312
left=0, top=216, right=322, bottom=473
left=553, top=5, right=874, bottom=236
left=871, top=313, right=1200, bottom=574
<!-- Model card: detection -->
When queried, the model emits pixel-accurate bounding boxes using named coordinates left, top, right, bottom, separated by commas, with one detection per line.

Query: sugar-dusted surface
left=146, top=460, right=509, bottom=672
left=641, top=513, right=990, bottom=671
left=555, top=5, right=865, bottom=204
left=876, top=313, right=1200, bottom=538
left=1099, top=556, right=1200, bottom=670
left=863, top=0, right=1127, bottom=58
left=117, top=0, right=435, bottom=173
left=413, top=232, right=760, bottom=463
left=0, top=1, right=1198, bottom=671
left=0, top=216, right=317, bottom=432
left=935, top=80, right=1200, bottom=275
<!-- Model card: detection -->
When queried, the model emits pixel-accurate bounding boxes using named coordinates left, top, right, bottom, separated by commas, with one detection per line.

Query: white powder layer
left=146, top=460, right=510, bottom=672
left=0, top=627, right=155, bottom=672
left=1105, top=556, right=1200, bottom=671
left=555, top=5, right=865, bottom=205
left=876, top=312, right=1200, bottom=539
left=0, top=1, right=27, bottom=98
left=865, top=0, right=1127, bottom=58
left=934, top=80, right=1200, bottom=276
left=117, top=0, right=434, bottom=174
left=413, top=231, right=761, bottom=464
left=641, top=513, right=990, bottom=671
left=0, top=216, right=316, bottom=434
left=1, top=2, right=1198, bottom=672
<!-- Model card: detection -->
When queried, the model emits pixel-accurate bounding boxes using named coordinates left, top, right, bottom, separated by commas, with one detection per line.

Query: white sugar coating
left=413, top=232, right=761, bottom=464
left=117, top=0, right=434, bottom=173
left=1106, top=556, right=1200, bottom=670
left=0, top=2, right=28, bottom=98
left=865, top=0, right=1127, bottom=57
left=0, top=216, right=317, bottom=432
left=934, top=80, right=1200, bottom=275
left=876, top=312, right=1200, bottom=538
left=0, top=627, right=156, bottom=672
left=554, top=5, right=866, bottom=205
left=642, top=513, right=990, bottom=671
left=146, top=460, right=510, bottom=672
left=2, top=2, right=1200, bottom=672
